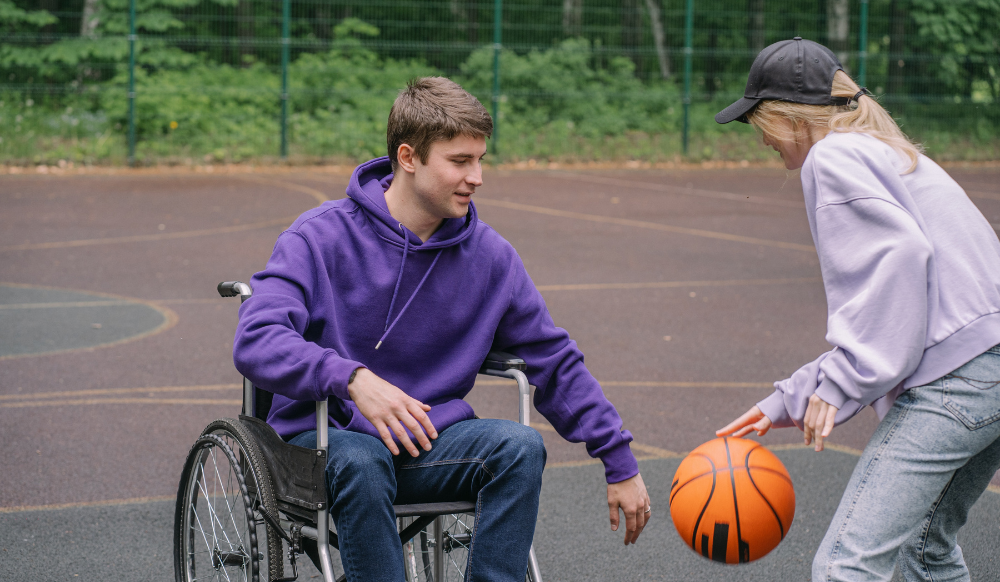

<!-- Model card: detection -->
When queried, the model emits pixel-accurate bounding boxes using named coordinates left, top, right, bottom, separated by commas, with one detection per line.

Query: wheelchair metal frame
left=191, top=280, right=543, bottom=582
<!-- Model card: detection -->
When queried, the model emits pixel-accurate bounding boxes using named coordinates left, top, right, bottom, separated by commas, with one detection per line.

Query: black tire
left=174, top=418, right=283, bottom=582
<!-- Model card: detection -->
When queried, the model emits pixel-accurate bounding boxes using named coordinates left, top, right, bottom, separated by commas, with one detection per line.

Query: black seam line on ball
left=745, top=446, right=786, bottom=539
left=690, top=455, right=717, bottom=552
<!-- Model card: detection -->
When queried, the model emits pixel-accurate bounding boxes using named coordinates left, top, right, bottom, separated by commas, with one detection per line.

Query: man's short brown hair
left=387, top=77, right=493, bottom=169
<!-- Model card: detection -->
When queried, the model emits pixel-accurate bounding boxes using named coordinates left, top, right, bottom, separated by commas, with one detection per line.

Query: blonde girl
left=716, top=38, right=1000, bottom=582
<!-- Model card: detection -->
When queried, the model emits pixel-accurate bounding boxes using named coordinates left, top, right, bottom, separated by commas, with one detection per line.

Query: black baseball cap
left=715, top=37, right=849, bottom=124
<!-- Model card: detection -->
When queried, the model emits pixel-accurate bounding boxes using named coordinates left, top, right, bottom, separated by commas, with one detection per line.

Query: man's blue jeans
left=813, top=345, right=1000, bottom=581
left=289, top=418, right=546, bottom=581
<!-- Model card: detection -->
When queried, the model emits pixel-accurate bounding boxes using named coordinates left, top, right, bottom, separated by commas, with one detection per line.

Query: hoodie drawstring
left=376, top=226, right=444, bottom=350
left=383, top=226, right=409, bottom=334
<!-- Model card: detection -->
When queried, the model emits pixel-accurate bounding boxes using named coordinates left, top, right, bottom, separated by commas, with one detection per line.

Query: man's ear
left=396, top=144, right=417, bottom=174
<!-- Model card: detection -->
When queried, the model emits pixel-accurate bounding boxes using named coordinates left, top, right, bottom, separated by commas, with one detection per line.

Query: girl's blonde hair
left=747, top=70, right=923, bottom=172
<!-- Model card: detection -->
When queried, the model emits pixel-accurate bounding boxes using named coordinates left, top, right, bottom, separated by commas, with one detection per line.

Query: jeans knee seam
left=826, top=397, right=913, bottom=580
left=399, top=457, right=487, bottom=469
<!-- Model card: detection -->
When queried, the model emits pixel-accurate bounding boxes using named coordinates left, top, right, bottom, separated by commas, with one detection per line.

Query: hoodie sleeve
left=758, top=143, right=931, bottom=428
left=493, top=254, right=638, bottom=484
left=233, top=230, right=364, bottom=403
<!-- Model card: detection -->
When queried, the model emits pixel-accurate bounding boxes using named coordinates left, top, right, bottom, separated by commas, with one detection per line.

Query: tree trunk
left=826, top=0, right=850, bottom=67
left=706, top=29, right=719, bottom=99
left=621, top=0, right=642, bottom=70
left=238, top=0, right=254, bottom=67
left=40, top=0, right=58, bottom=33
left=450, top=0, right=480, bottom=46
left=747, top=0, right=766, bottom=54
left=315, top=1, right=332, bottom=42
left=562, top=0, right=582, bottom=37
left=887, top=0, right=907, bottom=99
left=643, top=0, right=670, bottom=79
left=80, top=0, right=100, bottom=38
left=467, top=0, right=479, bottom=46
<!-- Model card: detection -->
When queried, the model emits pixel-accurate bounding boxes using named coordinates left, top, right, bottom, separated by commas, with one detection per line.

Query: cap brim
left=715, top=97, right=762, bottom=124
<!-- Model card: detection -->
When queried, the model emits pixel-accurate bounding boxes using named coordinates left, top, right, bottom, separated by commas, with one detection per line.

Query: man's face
left=410, top=134, right=487, bottom=221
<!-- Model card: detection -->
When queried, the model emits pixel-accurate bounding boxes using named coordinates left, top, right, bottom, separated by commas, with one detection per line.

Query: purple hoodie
left=234, top=157, right=638, bottom=483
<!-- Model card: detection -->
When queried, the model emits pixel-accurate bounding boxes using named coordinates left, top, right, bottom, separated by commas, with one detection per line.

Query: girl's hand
left=803, top=394, right=838, bottom=451
left=717, top=405, right=773, bottom=438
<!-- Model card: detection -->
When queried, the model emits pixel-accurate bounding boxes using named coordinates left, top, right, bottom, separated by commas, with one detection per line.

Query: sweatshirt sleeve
left=760, top=145, right=932, bottom=427
left=492, top=254, right=638, bottom=484
left=233, top=230, right=364, bottom=403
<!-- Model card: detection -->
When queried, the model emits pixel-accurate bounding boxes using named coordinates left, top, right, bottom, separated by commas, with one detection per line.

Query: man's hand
left=347, top=368, right=438, bottom=457
left=607, top=473, right=650, bottom=545
left=716, top=405, right=772, bottom=438
left=803, top=393, right=838, bottom=451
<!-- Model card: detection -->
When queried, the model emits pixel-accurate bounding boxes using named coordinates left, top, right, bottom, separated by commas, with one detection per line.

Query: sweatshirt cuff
left=757, top=389, right=794, bottom=429
left=600, top=440, right=640, bottom=484
left=815, top=377, right=851, bottom=411
left=319, top=352, right=365, bottom=401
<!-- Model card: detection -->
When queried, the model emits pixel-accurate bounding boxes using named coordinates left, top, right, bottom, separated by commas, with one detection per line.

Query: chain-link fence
left=2, top=0, right=997, bottom=165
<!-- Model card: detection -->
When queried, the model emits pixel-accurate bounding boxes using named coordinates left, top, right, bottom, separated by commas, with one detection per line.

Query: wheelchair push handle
left=218, top=281, right=253, bottom=302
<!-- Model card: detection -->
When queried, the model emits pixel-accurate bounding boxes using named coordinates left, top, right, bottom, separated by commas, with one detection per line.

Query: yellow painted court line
left=536, top=277, right=821, bottom=292
left=0, top=282, right=179, bottom=361
left=0, top=216, right=299, bottom=252
left=479, top=378, right=773, bottom=389
left=601, top=381, right=774, bottom=388
left=236, top=174, right=331, bottom=206
left=551, top=171, right=805, bottom=209
left=0, top=300, right=133, bottom=310
left=0, top=495, right=175, bottom=514
left=0, top=383, right=241, bottom=402
left=474, top=197, right=816, bottom=253
left=0, top=397, right=242, bottom=409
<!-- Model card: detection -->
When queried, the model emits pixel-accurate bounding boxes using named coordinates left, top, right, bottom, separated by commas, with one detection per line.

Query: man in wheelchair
left=233, top=76, right=649, bottom=581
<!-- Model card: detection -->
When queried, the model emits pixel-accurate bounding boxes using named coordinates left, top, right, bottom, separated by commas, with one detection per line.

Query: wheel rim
left=181, top=434, right=260, bottom=582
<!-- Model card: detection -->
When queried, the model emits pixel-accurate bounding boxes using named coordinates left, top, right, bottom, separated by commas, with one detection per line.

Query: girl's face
left=761, top=119, right=815, bottom=170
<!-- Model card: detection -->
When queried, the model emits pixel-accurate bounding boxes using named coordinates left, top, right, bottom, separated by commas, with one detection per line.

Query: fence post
left=127, top=0, right=136, bottom=166
left=491, top=0, right=502, bottom=156
left=857, top=0, right=869, bottom=86
left=682, top=0, right=693, bottom=156
left=280, top=0, right=290, bottom=158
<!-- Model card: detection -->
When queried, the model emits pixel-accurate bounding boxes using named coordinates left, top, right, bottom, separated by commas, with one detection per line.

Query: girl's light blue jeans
left=814, top=345, right=1000, bottom=582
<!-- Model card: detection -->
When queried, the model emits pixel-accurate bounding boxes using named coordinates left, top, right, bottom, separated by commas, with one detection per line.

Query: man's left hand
left=607, top=473, right=650, bottom=545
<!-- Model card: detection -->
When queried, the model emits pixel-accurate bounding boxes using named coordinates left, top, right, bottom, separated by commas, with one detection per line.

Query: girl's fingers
left=822, top=405, right=837, bottom=437
left=717, top=407, right=762, bottom=436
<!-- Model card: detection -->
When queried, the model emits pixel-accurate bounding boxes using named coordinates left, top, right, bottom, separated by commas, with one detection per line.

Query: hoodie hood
left=347, top=156, right=479, bottom=350
left=347, top=156, right=478, bottom=250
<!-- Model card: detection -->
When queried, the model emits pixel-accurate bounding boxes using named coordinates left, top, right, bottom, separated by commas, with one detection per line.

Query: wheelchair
left=173, top=281, right=544, bottom=582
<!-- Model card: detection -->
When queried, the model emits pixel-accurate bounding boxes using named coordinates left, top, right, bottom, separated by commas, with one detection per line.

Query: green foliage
left=910, top=0, right=1000, bottom=100
left=1, top=5, right=997, bottom=165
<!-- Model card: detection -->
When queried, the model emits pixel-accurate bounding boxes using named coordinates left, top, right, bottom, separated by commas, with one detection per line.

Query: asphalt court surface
left=2, top=164, right=1000, bottom=580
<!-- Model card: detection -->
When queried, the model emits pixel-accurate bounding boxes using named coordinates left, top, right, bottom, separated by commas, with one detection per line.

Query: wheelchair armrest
left=478, top=351, right=527, bottom=373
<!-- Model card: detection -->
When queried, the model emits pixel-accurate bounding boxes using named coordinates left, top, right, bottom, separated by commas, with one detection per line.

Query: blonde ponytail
left=748, top=70, right=923, bottom=173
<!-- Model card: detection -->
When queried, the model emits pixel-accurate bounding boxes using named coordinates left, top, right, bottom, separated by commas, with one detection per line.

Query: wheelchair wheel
left=174, top=418, right=283, bottom=582
left=401, top=513, right=475, bottom=582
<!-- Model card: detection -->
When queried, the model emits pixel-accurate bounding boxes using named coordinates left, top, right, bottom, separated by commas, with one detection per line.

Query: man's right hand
left=347, top=368, right=438, bottom=457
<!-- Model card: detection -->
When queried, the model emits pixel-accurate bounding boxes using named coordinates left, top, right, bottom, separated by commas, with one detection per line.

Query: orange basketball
left=669, top=437, right=795, bottom=564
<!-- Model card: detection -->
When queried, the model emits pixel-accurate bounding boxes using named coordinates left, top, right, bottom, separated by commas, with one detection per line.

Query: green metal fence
left=1, top=0, right=997, bottom=165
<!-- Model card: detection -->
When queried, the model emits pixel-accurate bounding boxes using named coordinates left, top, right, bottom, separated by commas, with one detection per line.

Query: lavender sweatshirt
left=758, top=132, right=1000, bottom=429
left=233, top=157, right=638, bottom=483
